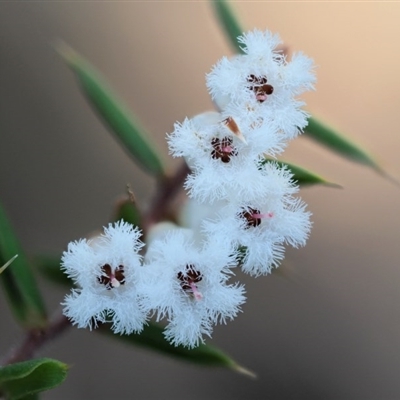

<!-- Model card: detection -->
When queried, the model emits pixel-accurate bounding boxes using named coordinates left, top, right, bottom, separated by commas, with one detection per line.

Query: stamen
left=251, top=212, right=273, bottom=219
left=221, top=145, right=233, bottom=153
left=247, top=74, right=274, bottom=103
left=189, top=282, right=203, bottom=301
left=256, top=93, right=268, bottom=102
left=238, top=207, right=272, bottom=228
left=110, top=277, right=120, bottom=288
left=211, top=137, right=238, bottom=163
left=177, top=265, right=203, bottom=300
left=98, top=264, right=125, bottom=290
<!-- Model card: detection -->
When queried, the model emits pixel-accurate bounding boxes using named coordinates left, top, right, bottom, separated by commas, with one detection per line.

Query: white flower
left=168, top=111, right=284, bottom=165
left=202, top=169, right=311, bottom=276
left=206, top=29, right=316, bottom=140
left=143, top=229, right=246, bottom=348
left=61, top=221, right=148, bottom=334
left=168, top=113, right=286, bottom=203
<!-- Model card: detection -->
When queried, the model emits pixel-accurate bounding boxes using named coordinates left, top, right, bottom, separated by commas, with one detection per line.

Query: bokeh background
left=1, top=2, right=400, bottom=399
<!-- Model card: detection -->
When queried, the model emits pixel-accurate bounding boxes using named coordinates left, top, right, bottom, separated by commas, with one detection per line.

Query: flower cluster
left=61, top=29, right=315, bottom=348
left=62, top=222, right=245, bottom=348
left=168, top=29, right=315, bottom=276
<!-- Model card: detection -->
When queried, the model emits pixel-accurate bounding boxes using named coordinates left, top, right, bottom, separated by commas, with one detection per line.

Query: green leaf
left=114, top=196, right=142, bottom=229
left=19, top=395, right=38, bottom=400
left=262, top=159, right=340, bottom=188
left=211, top=0, right=244, bottom=54
left=0, top=358, right=68, bottom=400
left=0, top=202, right=47, bottom=328
left=32, top=255, right=71, bottom=288
left=305, top=117, right=382, bottom=172
left=57, top=42, right=165, bottom=177
left=99, top=322, right=255, bottom=378
left=0, top=255, right=18, bottom=275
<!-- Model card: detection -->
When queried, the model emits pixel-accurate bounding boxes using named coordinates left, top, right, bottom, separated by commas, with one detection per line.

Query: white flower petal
left=61, top=221, right=148, bottom=334
left=143, top=230, right=245, bottom=348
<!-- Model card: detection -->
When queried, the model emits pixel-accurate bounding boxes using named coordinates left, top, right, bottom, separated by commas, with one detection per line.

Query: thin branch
left=143, top=161, right=190, bottom=231
left=1, top=312, right=71, bottom=366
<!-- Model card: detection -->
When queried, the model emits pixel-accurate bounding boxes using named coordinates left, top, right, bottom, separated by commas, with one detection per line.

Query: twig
left=1, top=312, right=71, bottom=366
left=143, top=161, right=190, bottom=231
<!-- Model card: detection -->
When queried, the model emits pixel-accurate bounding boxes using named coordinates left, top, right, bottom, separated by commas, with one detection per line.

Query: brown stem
left=1, top=312, right=71, bottom=366
left=143, top=161, right=190, bottom=231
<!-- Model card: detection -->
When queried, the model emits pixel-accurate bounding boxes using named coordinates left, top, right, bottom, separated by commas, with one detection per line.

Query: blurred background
left=1, top=2, right=400, bottom=399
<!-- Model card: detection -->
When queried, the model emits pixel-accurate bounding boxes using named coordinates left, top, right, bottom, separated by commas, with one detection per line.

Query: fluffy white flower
left=202, top=175, right=311, bottom=276
left=206, top=29, right=316, bottom=139
left=143, top=229, right=245, bottom=348
left=61, top=221, right=148, bottom=334
left=168, top=112, right=287, bottom=203
left=168, top=111, right=284, bottom=165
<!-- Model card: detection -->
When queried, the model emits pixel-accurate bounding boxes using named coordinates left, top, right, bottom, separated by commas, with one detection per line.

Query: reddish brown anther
left=238, top=207, right=262, bottom=228
left=247, top=74, right=274, bottom=103
left=177, top=265, right=202, bottom=293
left=211, top=137, right=238, bottom=163
left=98, top=264, right=125, bottom=289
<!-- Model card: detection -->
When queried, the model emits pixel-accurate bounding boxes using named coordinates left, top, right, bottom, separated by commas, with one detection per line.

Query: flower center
left=98, top=263, right=125, bottom=289
left=247, top=74, right=274, bottom=103
left=177, top=264, right=203, bottom=300
left=211, top=137, right=238, bottom=163
left=238, top=207, right=274, bottom=228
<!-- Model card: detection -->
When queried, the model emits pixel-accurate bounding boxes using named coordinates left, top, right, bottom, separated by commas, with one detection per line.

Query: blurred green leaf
left=0, top=203, right=47, bottom=328
left=211, top=0, right=244, bottom=54
left=32, top=255, right=71, bottom=288
left=114, top=196, right=142, bottom=229
left=0, top=254, right=18, bottom=275
left=99, top=322, right=255, bottom=378
left=0, top=358, right=68, bottom=400
left=19, top=395, right=38, bottom=400
left=57, top=42, right=165, bottom=177
left=262, top=159, right=340, bottom=188
left=305, top=117, right=382, bottom=172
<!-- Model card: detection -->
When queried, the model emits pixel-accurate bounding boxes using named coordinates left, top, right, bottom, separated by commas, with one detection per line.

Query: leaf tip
left=53, top=40, right=78, bottom=67
left=231, top=363, right=257, bottom=379
left=0, top=254, right=18, bottom=275
left=374, top=166, right=400, bottom=188
left=322, top=181, right=343, bottom=189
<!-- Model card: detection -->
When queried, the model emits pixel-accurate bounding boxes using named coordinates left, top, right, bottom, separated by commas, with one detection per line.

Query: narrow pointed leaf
left=211, top=0, right=244, bottom=54
left=262, top=159, right=340, bottom=187
left=57, top=43, right=165, bottom=177
left=99, top=323, right=255, bottom=378
left=0, top=203, right=47, bottom=328
left=0, top=358, right=68, bottom=400
left=305, top=117, right=382, bottom=172
left=0, top=254, right=18, bottom=275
